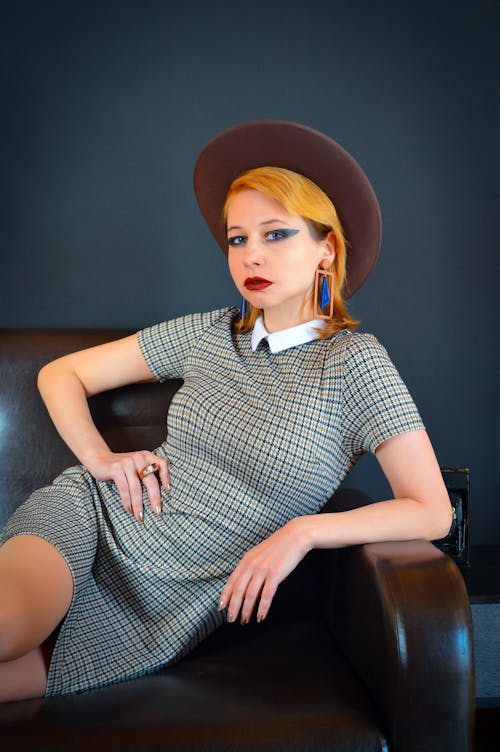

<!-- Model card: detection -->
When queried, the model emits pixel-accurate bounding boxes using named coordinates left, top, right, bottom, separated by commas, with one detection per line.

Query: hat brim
left=193, top=120, right=381, bottom=298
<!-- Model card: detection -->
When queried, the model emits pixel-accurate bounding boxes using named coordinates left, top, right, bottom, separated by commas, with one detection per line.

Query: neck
left=262, top=299, right=315, bottom=334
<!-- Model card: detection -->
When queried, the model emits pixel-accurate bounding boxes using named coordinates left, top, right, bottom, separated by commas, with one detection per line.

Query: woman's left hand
left=219, top=517, right=312, bottom=625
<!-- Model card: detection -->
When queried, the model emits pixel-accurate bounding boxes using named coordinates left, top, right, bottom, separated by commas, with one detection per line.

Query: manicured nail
left=257, top=612, right=264, bottom=623
left=156, top=504, right=162, bottom=515
left=240, top=616, right=248, bottom=626
left=227, top=611, right=236, bottom=623
left=218, top=599, right=225, bottom=611
left=138, top=511, right=144, bottom=522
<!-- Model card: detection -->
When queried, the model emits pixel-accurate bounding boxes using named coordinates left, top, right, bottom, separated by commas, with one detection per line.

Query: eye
left=228, top=235, right=247, bottom=247
left=265, top=229, right=299, bottom=242
left=266, top=230, right=286, bottom=241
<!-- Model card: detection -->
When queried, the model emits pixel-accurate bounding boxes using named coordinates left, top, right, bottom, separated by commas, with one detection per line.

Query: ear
left=321, top=231, right=336, bottom=266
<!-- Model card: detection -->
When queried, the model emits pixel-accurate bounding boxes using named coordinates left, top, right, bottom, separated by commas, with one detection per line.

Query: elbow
left=37, top=359, right=63, bottom=397
left=37, top=358, right=90, bottom=399
left=427, top=501, right=455, bottom=542
left=37, top=360, right=58, bottom=394
left=37, top=362, right=51, bottom=393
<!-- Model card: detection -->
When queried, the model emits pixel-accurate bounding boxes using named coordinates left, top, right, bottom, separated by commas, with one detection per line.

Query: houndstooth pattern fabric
left=1, top=307, right=424, bottom=696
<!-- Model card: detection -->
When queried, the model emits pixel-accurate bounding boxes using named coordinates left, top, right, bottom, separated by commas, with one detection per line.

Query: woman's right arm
left=37, top=334, right=170, bottom=521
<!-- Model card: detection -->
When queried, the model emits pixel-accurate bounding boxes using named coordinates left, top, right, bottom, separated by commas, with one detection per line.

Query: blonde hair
left=223, top=166, right=359, bottom=338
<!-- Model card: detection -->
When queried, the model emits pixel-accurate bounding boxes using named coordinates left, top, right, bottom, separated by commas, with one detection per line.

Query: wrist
left=288, top=515, right=317, bottom=555
left=80, top=444, right=112, bottom=473
left=298, top=513, right=340, bottom=551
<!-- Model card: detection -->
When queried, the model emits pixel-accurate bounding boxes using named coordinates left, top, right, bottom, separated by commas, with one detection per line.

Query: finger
left=160, top=460, right=171, bottom=491
left=218, top=567, right=242, bottom=614
left=240, top=575, right=265, bottom=625
left=112, top=467, right=133, bottom=515
left=156, top=457, right=171, bottom=491
left=137, top=455, right=169, bottom=487
left=255, top=579, right=279, bottom=623
left=218, top=585, right=231, bottom=613
left=141, top=473, right=163, bottom=515
left=137, top=457, right=160, bottom=481
left=224, top=570, right=254, bottom=624
left=123, top=461, right=145, bottom=521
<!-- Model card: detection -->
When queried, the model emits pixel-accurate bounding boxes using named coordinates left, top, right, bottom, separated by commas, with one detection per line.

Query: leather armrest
left=327, top=540, right=475, bottom=752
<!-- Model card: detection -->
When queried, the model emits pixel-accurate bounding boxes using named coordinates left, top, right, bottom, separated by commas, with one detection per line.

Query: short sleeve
left=341, top=333, right=425, bottom=455
left=136, top=308, right=231, bottom=381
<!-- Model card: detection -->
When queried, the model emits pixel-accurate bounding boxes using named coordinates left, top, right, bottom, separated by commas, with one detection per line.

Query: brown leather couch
left=0, top=329, right=475, bottom=751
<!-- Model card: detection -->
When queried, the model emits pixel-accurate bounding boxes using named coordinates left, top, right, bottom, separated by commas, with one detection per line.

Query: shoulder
left=166, top=306, right=235, bottom=332
left=324, top=329, right=389, bottom=367
left=140, top=306, right=235, bottom=341
left=136, top=307, right=237, bottom=381
left=322, top=330, right=406, bottom=394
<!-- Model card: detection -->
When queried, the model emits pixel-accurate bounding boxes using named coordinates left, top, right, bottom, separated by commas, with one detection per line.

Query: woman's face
left=226, top=189, right=335, bottom=331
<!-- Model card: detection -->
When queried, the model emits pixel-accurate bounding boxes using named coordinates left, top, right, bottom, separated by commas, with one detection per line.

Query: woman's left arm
left=220, top=429, right=453, bottom=625
left=310, top=429, right=453, bottom=548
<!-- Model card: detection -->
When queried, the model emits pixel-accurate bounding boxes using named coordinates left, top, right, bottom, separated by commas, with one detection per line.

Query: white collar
left=251, top=316, right=326, bottom=353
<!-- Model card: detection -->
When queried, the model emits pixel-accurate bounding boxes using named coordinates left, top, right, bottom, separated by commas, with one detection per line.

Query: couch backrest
left=0, top=330, right=182, bottom=528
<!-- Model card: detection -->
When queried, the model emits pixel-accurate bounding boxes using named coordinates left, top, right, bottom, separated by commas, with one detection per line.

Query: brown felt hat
left=193, top=120, right=382, bottom=298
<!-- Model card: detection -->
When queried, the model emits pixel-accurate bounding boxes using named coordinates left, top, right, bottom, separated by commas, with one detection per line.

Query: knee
left=0, top=594, right=38, bottom=661
left=0, top=536, right=73, bottom=661
left=0, top=648, right=47, bottom=703
left=0, top=601, right=24, bottom=660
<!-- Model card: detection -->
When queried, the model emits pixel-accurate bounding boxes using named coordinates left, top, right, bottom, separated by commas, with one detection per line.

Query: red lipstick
left=244, top=277, right=272, bottom=291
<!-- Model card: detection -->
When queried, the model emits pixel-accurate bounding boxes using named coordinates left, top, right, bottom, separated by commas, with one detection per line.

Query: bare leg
left=0, top=648, right=48, bottom=702
left=0, top=535, right=73, bottom=702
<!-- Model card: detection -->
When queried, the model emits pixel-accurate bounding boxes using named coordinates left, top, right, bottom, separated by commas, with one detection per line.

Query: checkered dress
left=1, top=307, right=424, bottom=696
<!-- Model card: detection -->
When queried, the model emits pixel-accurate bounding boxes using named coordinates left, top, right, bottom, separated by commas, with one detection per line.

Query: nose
left=242, top=235, right=265, bottom=268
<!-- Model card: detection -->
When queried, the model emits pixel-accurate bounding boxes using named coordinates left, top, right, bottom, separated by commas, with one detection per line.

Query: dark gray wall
left=1, top=0, right=499, bottom=544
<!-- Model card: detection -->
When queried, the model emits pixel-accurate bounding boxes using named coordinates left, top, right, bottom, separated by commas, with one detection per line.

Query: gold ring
left=138, top=462, right=159, bottom=480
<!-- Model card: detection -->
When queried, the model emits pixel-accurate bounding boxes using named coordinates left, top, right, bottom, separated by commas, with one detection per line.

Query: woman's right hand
left=85, top=449, right=171, bottom=522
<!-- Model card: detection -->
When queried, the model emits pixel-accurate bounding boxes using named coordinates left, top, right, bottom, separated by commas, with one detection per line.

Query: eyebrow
left=227, top=218, right=293, bottom=233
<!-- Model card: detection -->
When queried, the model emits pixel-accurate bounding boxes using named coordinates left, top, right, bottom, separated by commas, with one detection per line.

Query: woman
left=0, top=121, right=453, bottom=702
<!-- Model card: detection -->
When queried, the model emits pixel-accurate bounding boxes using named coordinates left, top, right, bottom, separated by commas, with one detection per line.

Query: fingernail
left=138, top=511, right=144, bottom=522
left=227, top=611, right=236, bottom=623
left=257, top=612, right=264, bottom=623
left=240, top=616, right=248, bottom=626
left=218, top=599, right=225, bottom=611
left=156, top=504, right=162, bottom=515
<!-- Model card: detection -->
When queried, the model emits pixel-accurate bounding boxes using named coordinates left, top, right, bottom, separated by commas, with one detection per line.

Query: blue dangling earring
left=238, top=296, right=247, bottom=321
left=320, top=274, right=331, bottom=309
left=314, top=267, right=334, bottom=319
